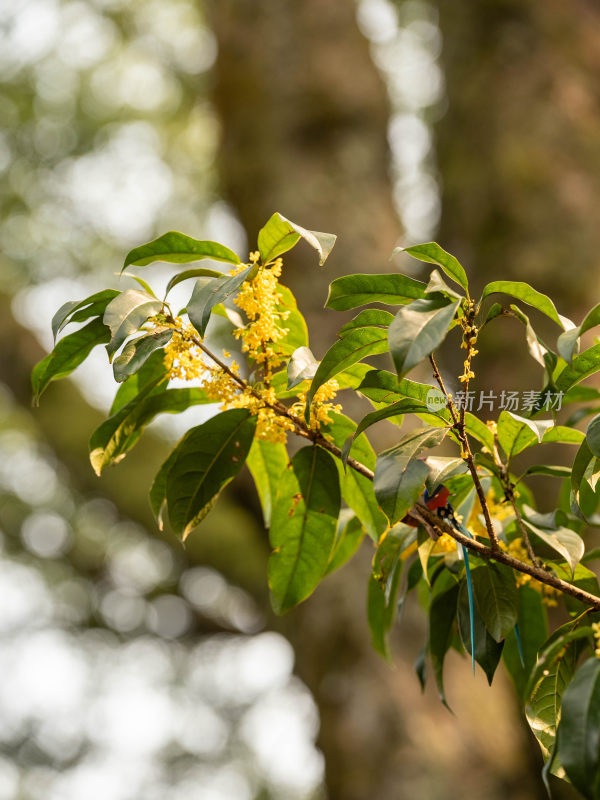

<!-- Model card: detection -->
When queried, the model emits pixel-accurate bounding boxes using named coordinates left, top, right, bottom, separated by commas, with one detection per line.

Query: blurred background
left=1, top=0, right=598, bottom=797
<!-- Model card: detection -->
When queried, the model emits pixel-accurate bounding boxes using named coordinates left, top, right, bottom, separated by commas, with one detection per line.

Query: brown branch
left=415, top=503, right=600, bottom=611
left=187, top=330, right=600, bottom=611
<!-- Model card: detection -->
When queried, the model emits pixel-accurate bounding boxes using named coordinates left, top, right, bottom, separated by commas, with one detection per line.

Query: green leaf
left=165, top=267, right=224, bottom=296
left=32, top=318, right=110, bottom=404
left=326, top=272, right=426, bottom=311
left=571, top=439, right=595, bottom=513
left=338, top=309, right=394, bottom=337
left=246, top=438, right=289, bottom=529
left=112, top=329, right=173, bottom=382
left=306, top=327, right=389, bottom=416
left=257, top=212, right=336, bottom=266
left=425, top=269, right=464, bottom=300
left=89, top=371, right=168, bottom=475
left=374, top=427, right=446, bottom=524
left=51, top=289, right=119, bottom=341
left=463, top=413, right=495, bottom=450
left=479, top=281, right=563, bottom=326
left=389, top=297, right=461, bottom=378
left=321, top=413, right=388, bottom=541
left=587, top=414, right=600, bottom=458
left=397, top=242, right=469, bottom=293
left=503, top=586, right=548, bottom=698
left=268, top=446, right=341, bottom=613
left=326, top=515, right=366, bottom=576
left=166, top=408, right=257, bottom=540
left=425, top=457, right=468, bottom=492
left=287, top=346, right=319, bottom=390
left=526, top=626, right=592, bottom=761
left=555, top=343, right=600, bottom=395
left=522, top=464, right=572, bottom=479
left=510, top=304, right=557, bottom=369
left=471, top=563, right=518, bottom=642
left=497, top=411, right=551, bottom=460
left=357, top=369, right=446, bottom=410
left=109, top=349, right=168, bottom=414
left=557, top=303, right=600, bottom=365
left=368, top=524, right=415, bottom=660
left=121, top=272, right=157, bottom=297
left=273, top=284, right=308, bottom=353
left=103, top=289, right=163, bottom=358
left=187, top=265, right=258, bottom=337
left=149, top=430, right=192, bottom=530
left=92, top=383, right=210, bottom=477
left=429, top=570, right=460, bottom=707
left=523, top=520, right=584, bottom=576
left=559, top=657, right=600, bottom=799
left=123, top=231, right=241, bottom=270
left=457, top=578, right=504, bottom=684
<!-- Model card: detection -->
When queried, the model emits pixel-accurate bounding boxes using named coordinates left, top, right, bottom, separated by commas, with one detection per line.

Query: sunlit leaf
left=287, top=346, right=319, bottom=390
left=246, top=438, right=289, bottom=529
left=187, top=264, right=257, bottom=337
left=338, top=309, right=394, bottom=337
left=166, top=408, right=257, bottom=540
left=479, top=280, right=563, bottom=326
left=471, top=563, right=518, bottom=642
left=389, top=297, right=460, bottom=378
left=104, top=289, right=163, bottom=358
left=112, top=329, right=173, bottom=382
left=32, top=318, right=110, bottom=404
left=326, top=272, right=426, bottom=311
left=523, top=520, right=584, bottom=576
left=123, top=231, right=241, bottom=270
left=268, top=446, right=341, bottom=613
left=396, top=242, right=469, bottom=293
left=326, top=515, right=366, bottom=576
left=258, top=212, right=336, bottom=265
left=165, top=267, right=224, bottom=296
left=51, top=289, right=119, bottom=341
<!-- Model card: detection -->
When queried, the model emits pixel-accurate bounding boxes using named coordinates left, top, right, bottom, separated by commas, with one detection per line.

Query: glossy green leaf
left=510, top=304, right=556, bottom=369
left=555, top=343, right=600, bottom=394
left=522, top=464, right=572, bottom=479
left=587, top=414, right=600, bottom=458
left=187, top=264, right=257, bottom=337
left=559, top=657, right=600, bottom=799
left=557, top=303, right=600, bottom=365
left=471, top=563, right=518, bottom=642
left=92, top=384, right=211, bottom=477
left=357, top=369, right=447, bottom=411
left=479, top=280, right=562, bottom=326
left=51, top=289, right=119, bottom=341
left=273, top=284, right=309, bottom=353
left=338, top=309, right=394, bottom=337
left=389, top=297, right=460, bottom=377
left=287, top=346, right=318, bottom=390
left=123, top=231, right=240, bottom=270
left=165, top=267, right=224, bottom=296
left=257, top=212, right=336, bottom=265
left=32, top=318, right=110, bottom=404
left=166, top=408, right=257, bottom=540
left=374, top=426, right=446, bottom=524
left=457, top=579, right=503, bottom=684
left=497, top=411, right=551, bottom=460
left=103, top=289, right=163, bottom=358
left=397, top=242, right=469, bottom=293
left=463, top=413, right=495, bottom=451
left=523, top=520, right=584, bottom=576
left=425, top=269, right=464, bottom=300
left=346, top=399, right=437, bottom=459
left=429, top=570, right=460, bottom=707
left=112, top=329, right=173, bottom=382
left=89, top=372, right=168, bottom=475
left=246, top=438, right=289, bottom=529
left=306, top=327, right=389, bottom=416
left=326, top=515, right=366, bottom=576
left=526, top=626, right=592, bottom=761
left=572, top=439, right=595, bottom=513
left=425, top=457, right=468, bottom=492
left=268, top=446, right=341, bottom=613
left=121, top=272, right=157, bottom=297
left=110, top=349, right=168, bottom=414
left=149, top=432, right=191, bottom=531
left=367, top=524, right=416, bottom=660
left=503, top=586, right=548, bottom=698
left=326, top=272, right=426, bottom=311
left=322, top=413, right=388, bottom=541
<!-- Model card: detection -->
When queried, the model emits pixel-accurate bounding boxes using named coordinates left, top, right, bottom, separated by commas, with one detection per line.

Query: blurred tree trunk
left=434, top=0, right=600, bottom=361
left=209, top=3, right=551, bottom=799
left=209, top=0, right=400, bottom=344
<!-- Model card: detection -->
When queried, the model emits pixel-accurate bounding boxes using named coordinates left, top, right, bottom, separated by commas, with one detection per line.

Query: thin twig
left=429, top=354, right=501, bottom=550
left=183, top=330, right=600, bottom=610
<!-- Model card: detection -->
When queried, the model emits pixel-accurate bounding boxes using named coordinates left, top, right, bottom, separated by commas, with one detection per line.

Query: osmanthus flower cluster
left=33, top=211, right=600, bottom=797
